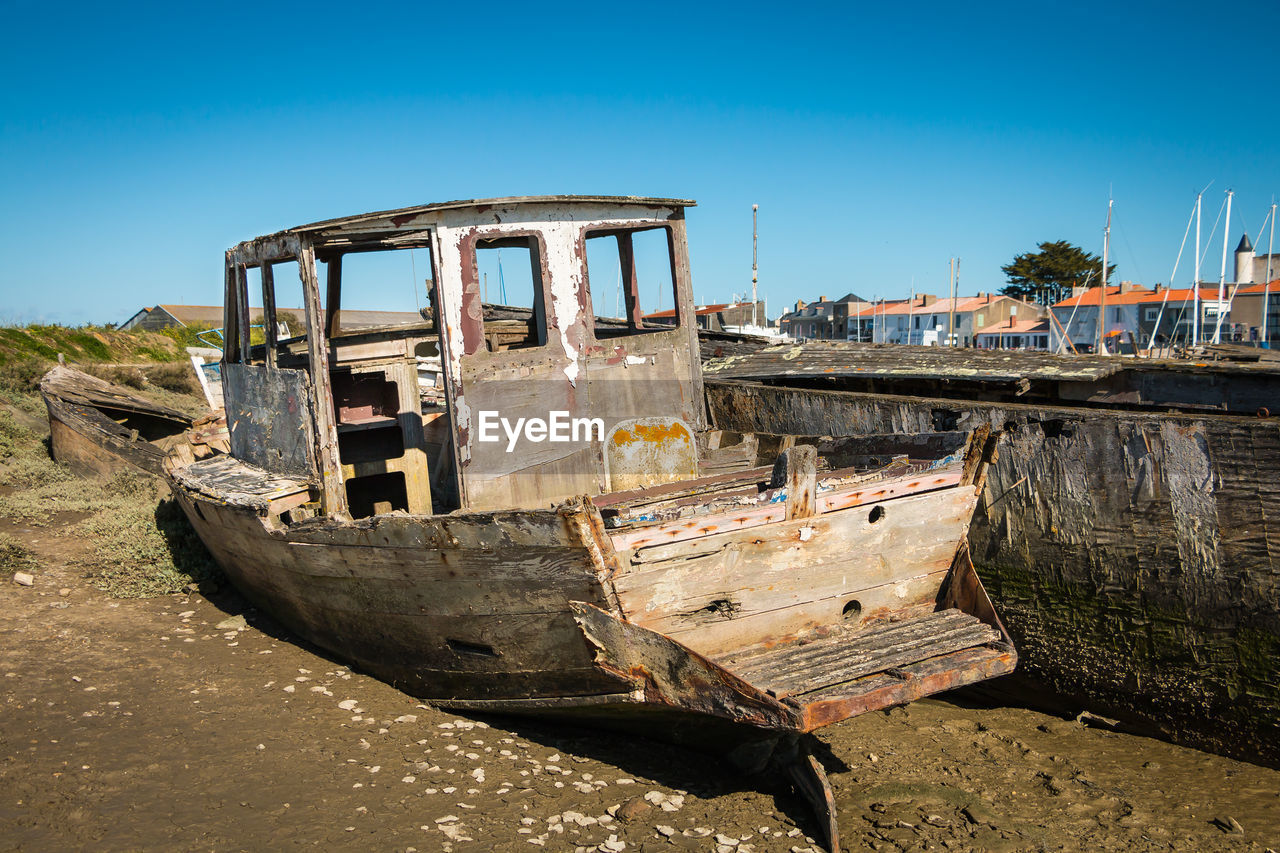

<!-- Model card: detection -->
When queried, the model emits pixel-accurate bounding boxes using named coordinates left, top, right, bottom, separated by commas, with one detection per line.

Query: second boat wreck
left=164, top=196, right=1015, bottom=850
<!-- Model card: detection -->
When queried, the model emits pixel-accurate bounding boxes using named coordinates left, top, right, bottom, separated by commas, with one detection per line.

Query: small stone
left=59, top=588, right=70, bottom=596
left=1212, top=816, right=1245, bottom=834
left=655, top=825, right=676, bottom=837
left=338, top=699, right=359, bottom=710
left=615, top=798, right=652, bottom=822
left=395, top=714, right=418, bottom=723
left=215, top=614, right=247, bottom=631
left=598, top=835, right=626, bottom=852
left=178, top=610, right=195, bottom=618
left=13, top=573, right=34, bottom=586
left=683, top=827, right=712, bottom=838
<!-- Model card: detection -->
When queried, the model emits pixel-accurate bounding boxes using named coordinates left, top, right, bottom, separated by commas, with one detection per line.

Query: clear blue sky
left=3, top=0, right=1279, bottom=325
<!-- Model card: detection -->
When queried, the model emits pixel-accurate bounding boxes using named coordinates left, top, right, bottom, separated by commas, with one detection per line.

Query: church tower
left=1234, top=233, right=1254, bottom=284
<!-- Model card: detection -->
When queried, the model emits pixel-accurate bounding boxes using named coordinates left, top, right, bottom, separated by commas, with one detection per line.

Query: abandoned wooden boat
left=163, top=197, right=1015, bottom=849
left=40, top=364, right=195, bottom=480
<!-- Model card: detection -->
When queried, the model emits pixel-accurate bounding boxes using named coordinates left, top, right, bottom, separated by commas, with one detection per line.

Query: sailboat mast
left=1098, top=199, right=1112, bottom=354
left=1193, top=193, right=1202, bottom=346
left=950, top=259, right=960, bottom=346
left=1265, top=202, right=1276, bottom=345
left=751, top=204, right=759, bottom=329
left=1212, top=190, right=1233, bottom=344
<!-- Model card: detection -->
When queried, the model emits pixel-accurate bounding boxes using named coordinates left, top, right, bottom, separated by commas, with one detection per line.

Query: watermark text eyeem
left=477, top=411, right=604, bottom=452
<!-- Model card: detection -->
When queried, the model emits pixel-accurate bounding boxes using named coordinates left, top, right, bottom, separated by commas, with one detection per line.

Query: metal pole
left=1098, top=199, right=1112, bottom=354
left=1265, top=202, right=1276, bottom=345
left=1212, top=190, right=1233, bottom=344
left=946, top=259, right=953, bottom=346
left=751, top=204, right=759, bottom=329
left=950, top=258, right=960, bottom=346
left=1193, top=192, right=1202, bottom=346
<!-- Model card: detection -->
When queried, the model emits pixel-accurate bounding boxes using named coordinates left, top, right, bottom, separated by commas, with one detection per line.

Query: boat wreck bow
left=165, top=196, right=1016, bottom=850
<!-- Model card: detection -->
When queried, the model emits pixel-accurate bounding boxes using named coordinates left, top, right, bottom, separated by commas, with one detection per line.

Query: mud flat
left=3, top=513, right=1280, bottom=851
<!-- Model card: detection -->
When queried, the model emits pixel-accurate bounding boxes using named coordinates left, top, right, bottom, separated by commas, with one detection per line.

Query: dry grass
left=0, top=533, right=38, bottom=577
left=77, top=481, right=220, bottom=598
left=0, top=351, right=221, bottom=597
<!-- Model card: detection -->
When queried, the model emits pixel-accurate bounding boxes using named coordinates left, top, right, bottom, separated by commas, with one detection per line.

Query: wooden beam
left=221, top=253, right=239, bottom=365
left=235, top=264, right=251, bottom=365
left=325, top=254, right=343, bottom=338
left=298, top=243, right=349, bottom=518
left=772, top=444, right=817, bottom=520
left=261, top=262, right=278, bottom=370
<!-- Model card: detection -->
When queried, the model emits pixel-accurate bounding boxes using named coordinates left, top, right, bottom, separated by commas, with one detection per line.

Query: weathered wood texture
left=612, top=486, right=979, bottom=659
left=223, top=364, right=317, bottom=479
left=40, top=366, right=192, bottom=480
left=704, top=341, right=1280, bottom=416
left=169, top=488, right=630, bottom=700
left=706, top=379, right=1280, bottom=766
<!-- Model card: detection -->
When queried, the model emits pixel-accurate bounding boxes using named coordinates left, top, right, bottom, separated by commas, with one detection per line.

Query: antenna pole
left=1098, top=199, right=1112, bottom=354
left=751, top=204, right=759, bottom=329
left=1212, top=190, right=1233, bottom=344
left=950, top=258, right=960, bottom=346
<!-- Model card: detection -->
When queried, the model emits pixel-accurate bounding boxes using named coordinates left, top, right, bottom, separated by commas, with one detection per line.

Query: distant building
left=1051, top=279, right=1280, bottom=349
left=777, top=296, right=838, bottom=340
left=849, top=292, right=1043, bottom=346
left=1235, top=232, right=1280, bottom=286
left=120, top=304, right=423, bottom=335
left=975, top=317, right=1051, bottom=350
left=643, top=300, right=768, bottom=332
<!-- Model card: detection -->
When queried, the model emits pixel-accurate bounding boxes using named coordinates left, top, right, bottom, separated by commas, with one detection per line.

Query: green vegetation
left=1001, top=240, right=1118, bottom=307
left=0, top=333, right=222, bottom=597
left=0, top=323, right=195, bottom=371
left=77, top=480, right=221, bottom=599
left=0, top=533, right=38, bottom=575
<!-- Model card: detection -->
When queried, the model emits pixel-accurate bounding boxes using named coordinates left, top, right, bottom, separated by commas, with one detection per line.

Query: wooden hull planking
left=167, top=450, right=1014, bottom=744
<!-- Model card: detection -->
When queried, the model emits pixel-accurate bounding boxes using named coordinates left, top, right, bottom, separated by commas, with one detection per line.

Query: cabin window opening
left=473, top=235, right=547, bottom=351
left=318, top=247, right=435, bottom=338
left=344, top=470, right=408, bottom=518
left=868, top=505, right=885, bottom=524
left=242, top=266, right=269, bottom=365
left=584, top=225, right=679, bottom=339
left=332, top=371, right=400, bottom=425
left=842, top=600, right=863, bottom=619
left=264, top=259, right=309, bottom=370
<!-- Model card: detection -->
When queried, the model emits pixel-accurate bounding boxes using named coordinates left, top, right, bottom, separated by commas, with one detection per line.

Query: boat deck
left=718, top=609, right=1011, bottom=731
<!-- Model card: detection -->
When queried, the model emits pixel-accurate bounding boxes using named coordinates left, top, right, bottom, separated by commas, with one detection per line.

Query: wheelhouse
left=220, top=196, right=703, bottom=519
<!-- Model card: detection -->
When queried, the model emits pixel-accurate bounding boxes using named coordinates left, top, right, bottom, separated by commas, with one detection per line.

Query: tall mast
left=950, top=258, right=960, bottom=346
left=1212, top=190, right=1234, bottom=344
left=1193, top=192, right=1202, bottom=345
left=1098, top=199, right=1112, bottom=354
left=751, top=204, right=759, bottom=329
left=1265, top=202, right=1276, bottom=345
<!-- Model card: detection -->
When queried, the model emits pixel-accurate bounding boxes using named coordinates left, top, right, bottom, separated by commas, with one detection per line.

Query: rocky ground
left=2, top=512, right=1279, bottom=852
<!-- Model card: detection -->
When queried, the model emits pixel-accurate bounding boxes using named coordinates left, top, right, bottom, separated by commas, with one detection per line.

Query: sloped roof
left=976, top=318, right=1050, bottom=336
left=150, top=304, right=423, bottom=330
left=1237, top=233, right=1253, bottom=253
left=644, top=303, right=735, bottom=320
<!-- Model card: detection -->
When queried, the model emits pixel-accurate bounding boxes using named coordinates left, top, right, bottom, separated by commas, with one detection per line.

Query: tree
left=1000, top=240, right=1117, bottom=307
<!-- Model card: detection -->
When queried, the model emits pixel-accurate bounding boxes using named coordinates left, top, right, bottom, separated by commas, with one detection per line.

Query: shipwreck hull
left=705, top=379, right=1280, bottom=766
left=167, top=448, right=1014, bottom=751
left=40, top=365, right=193, bottom=481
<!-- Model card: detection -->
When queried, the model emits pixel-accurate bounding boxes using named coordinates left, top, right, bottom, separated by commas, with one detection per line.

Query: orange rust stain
left=611, top=422, right=690, bottom=447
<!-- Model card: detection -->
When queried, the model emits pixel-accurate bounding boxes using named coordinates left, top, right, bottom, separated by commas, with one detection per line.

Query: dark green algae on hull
left=704, top=379, right=1280, bottom=767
